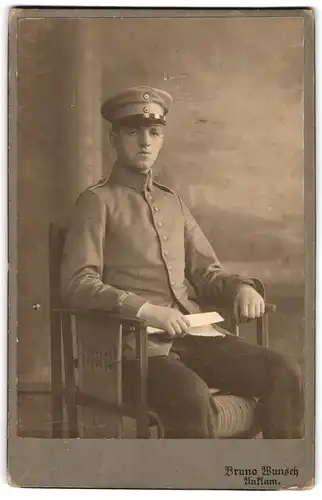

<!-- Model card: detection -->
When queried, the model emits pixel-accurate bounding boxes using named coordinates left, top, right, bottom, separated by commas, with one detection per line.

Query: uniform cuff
left=119, top=293, right=149, bottom=319
left=232, top=277, right=257, bottom=301
left=136, top=301, right=150, bottom=318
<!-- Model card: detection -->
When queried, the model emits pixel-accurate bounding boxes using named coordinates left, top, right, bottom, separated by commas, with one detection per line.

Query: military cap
left=101, top=86, right=173, bottom=126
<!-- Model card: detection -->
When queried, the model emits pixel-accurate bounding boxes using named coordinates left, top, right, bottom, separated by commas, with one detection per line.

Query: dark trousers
left=123, top=333, right=304, bottom=439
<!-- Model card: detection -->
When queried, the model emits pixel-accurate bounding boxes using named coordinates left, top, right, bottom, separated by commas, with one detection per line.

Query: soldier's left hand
left=233, top=284, right=265, bottom=323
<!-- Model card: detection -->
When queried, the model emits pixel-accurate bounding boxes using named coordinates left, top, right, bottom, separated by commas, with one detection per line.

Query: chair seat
left=211, top=393, right=259, bottom=438
left=147, top=393, right=259, bottom=439
left=76, top=393, right=259, bottom=439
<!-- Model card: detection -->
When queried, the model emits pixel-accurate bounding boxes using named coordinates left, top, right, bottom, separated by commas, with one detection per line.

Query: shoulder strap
left=87, top=177, right=109, bottom=191
left=153, top=179, right=177, bottom=195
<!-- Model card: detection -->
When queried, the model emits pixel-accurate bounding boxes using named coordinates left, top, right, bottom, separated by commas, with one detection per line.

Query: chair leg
left=50, top=311, right=64, bottom=438
left=257, top=315, right=269, bottom=347
left=135, top=325, right=150, bottom=438
left=148, top=411, right=165, bottom=439
left=252, top=278, right=269, bottom=347
left=62, top=313, right=79, bottom=437
left=63, top=389, right=79, bottom=438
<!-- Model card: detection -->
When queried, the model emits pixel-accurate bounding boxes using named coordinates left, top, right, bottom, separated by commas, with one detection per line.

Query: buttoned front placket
left=143, top=189, right=177, bottom=290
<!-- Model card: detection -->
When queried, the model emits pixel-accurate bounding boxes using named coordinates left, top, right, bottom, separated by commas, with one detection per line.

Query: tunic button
left=147, top=194, right=152, bottom=200
left=168, top=264, right=172, bottom=270
left=162, top=235, right=168, bottom=240
left=156, top=221, right=162, bottom=227
left=153, top=206, right=159, bottom=212
left=171, top=281, right=175, bottom=286
left=163, top=249, right=168, bottom=256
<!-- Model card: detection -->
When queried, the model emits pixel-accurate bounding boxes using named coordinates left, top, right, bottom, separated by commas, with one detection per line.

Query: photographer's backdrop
left=16, top=16, right=304, bottom=431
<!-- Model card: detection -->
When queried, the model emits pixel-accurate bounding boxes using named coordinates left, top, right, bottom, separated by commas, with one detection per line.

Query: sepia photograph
left=8, top=7, right=315, bottom=489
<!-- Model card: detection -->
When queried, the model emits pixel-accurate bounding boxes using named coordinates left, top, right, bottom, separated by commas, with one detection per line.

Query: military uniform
left=61, top=86, right=303, bottom=438
left=60, top=164, right=254, bottom=359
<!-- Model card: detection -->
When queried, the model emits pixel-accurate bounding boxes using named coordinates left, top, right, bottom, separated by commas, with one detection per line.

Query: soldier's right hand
left=138, top=304, right=191, bottom=338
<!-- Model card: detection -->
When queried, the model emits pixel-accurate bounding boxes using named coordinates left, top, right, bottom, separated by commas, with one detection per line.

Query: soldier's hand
left=138, top=304, right=191, bottom=338
left=233, top=284, right=265, bottom=323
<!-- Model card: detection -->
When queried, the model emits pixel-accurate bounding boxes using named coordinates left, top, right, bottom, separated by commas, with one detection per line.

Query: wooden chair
left=48, top=223, right=276, bottom=439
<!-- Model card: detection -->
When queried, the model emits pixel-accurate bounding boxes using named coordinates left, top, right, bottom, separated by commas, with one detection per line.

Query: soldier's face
left=110, top=124, right=165, bottom=171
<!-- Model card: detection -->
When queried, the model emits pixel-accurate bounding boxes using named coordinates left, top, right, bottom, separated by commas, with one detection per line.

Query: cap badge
left=143, top=93, right=150, bottom=100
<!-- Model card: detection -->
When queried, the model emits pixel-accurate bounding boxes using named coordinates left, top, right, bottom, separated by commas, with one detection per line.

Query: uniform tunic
left=60, top=164, right=252, bottom=358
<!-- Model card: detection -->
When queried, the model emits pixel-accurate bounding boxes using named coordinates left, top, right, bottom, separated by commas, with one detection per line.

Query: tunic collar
left=109, top=163, right=153, bottom=192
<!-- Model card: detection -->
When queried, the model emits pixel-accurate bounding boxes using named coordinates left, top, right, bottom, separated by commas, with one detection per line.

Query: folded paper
left=147, top=311, right=225, bottom=337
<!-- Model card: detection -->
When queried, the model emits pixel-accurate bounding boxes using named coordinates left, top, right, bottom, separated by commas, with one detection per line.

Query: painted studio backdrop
left=17, top=16, right=304, bottom=435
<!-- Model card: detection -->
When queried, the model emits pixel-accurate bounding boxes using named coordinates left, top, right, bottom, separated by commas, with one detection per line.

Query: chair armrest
left=52, top=307, right=147, bottom=327
left=265, top=303, right=276, bottom=313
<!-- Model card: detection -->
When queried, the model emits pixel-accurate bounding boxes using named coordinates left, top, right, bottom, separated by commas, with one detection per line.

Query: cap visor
left=114, top=114, right=166, bottom=127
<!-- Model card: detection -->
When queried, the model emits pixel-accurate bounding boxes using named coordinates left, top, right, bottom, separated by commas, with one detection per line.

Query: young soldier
left=61, top=86, right=303, bottom=438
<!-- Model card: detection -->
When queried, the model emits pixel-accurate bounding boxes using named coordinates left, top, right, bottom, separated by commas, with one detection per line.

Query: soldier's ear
left=109, top=130, right=116, bottom=149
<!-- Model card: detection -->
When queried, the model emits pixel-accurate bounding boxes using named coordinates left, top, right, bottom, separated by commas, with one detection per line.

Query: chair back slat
left=48, top=224, right=66, bottom=436
left=49, top=223, right=66, bottom=309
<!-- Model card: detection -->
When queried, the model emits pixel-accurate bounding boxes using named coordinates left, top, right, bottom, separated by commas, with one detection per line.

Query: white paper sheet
left=146, top=311, right=225, bottom=337
left=186, top=324, right=225, bottom=338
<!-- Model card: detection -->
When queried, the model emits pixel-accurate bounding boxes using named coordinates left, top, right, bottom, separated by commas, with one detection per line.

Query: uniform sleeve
left=60, top=189, right=147, bottom=318
left=181, top=199, right=254, bottom=308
